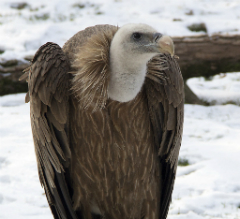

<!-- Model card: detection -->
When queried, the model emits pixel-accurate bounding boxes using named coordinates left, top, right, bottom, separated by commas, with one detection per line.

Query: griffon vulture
left=21, top=23, right=184, bottom=219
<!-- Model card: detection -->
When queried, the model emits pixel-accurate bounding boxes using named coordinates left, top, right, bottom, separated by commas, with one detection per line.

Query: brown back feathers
left=71, top=27, right=118, bottom=110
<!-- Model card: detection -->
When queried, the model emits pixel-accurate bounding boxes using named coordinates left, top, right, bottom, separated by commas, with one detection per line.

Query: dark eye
left=132, top=32, right=142, bottom=40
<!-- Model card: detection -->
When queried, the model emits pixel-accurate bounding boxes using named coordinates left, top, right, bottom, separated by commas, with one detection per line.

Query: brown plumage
left=21, top=24, right=184, bottom=219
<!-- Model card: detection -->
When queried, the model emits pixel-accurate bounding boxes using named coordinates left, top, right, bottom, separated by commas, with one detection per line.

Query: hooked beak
left=153, top=33, right=175, bottom=56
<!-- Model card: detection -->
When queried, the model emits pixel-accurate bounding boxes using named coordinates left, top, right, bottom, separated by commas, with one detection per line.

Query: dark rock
left=173, top=18, right=183, bottom=22
left=10, top=2, right=29, bottom=10
left=187, top=23, right=207, bottom=33
left=34, top=13, right=50, bottom=20
left=185, top=10, right=194, bottom=15
left=73, top=3, right=85, bottom=9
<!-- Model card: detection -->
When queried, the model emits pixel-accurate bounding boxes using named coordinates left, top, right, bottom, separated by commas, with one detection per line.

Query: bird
left=20, top=23, right=184, bottom=219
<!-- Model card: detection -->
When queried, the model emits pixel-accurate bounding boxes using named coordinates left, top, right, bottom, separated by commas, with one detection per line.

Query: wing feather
left=23, top=42, right=78, bottom=219
left=146, top=54, right=184, bottom=219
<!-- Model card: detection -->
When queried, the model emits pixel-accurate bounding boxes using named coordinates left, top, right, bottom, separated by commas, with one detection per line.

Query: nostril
left=153, top=33, right=163, bottom=42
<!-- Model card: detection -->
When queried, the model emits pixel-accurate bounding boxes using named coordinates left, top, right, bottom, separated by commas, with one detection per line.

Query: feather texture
left=23, top=24, right=184, bottom=219
left=24, top=42, right=78, bottom=219
left=146, top=54, right=184, bottom=219
left=71, top=26, right=118, bottom=110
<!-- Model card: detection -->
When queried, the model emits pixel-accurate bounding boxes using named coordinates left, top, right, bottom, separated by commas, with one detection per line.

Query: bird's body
left=21, top=24, right=184, bottom=219
left=70, top=91, right=161, bottom=218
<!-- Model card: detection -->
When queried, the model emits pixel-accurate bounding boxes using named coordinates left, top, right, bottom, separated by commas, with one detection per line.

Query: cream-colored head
left=108, top=23, right=174, bottom=102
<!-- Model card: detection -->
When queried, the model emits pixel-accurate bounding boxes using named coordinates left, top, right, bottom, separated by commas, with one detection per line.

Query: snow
left=187, top=72, right=240, bottom=105
left=0, top=0, right=240, bottom=61
left=0, top=94, right=52, bottom=219
left=1, top=87, right=240, bottom=219
left=0, top=0, right=240, bottom=218
left=170, top=103, right=240, bottom=218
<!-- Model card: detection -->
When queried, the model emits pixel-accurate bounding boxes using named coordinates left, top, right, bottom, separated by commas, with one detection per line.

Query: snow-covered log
left=174, top=34, right=240, bottom=79
left=1, top=34, right=240, bottom=104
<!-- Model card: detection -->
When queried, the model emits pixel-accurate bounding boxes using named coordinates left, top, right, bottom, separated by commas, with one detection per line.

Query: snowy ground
left=1, top=0, right=240, bottom=218
left=0, top=0, right=240, bottom=61
left=1, top=75, right=240, bottom=219
left=187, top=72, right=240, bottom=106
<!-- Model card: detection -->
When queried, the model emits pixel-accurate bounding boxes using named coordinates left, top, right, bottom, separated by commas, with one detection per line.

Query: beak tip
left=158, top=35, right=175, bottom=56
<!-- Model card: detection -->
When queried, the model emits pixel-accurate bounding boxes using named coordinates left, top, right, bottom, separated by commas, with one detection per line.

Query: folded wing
left=146, top=54, right=184, bottom=219
left=22, top=42, right=77, bottom=219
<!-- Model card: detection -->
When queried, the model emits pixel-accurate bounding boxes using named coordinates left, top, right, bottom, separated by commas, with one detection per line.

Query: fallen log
left=1, top=34, right=240, bottom=104
left=173, top=34, right=240, bottom=79
left=0, top=59, right=29, bottom=96
left=174, top=34, right=240, bottom=104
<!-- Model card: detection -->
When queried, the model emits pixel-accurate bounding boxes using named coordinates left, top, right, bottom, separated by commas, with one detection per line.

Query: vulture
left=20, top=23, right=184, bottom=219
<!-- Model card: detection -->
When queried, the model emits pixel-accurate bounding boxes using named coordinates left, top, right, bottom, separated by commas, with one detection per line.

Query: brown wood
left=173, top=34, right=240, bottom=80
left=0, top=61, right=29, bottom=95
left=2, top=34, right=240, bottom=105
left=184, top=82, right=205, bottom=105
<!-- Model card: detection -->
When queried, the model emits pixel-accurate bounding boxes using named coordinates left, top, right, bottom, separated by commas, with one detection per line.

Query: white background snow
left=0, top=0, right=240, bottom=218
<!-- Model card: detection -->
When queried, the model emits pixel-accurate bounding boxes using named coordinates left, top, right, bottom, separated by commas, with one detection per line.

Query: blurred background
left=0, top=0, right=240, bottom=218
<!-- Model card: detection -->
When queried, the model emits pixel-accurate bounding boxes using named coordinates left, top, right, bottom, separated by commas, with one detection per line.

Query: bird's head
left=109, top=23, right=174, bottom=102
left=110, top=23, right=174, bottom=60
